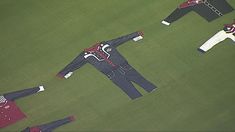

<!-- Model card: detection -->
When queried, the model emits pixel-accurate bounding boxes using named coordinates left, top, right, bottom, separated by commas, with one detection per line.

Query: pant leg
left=199, top=30, right=228, bottom=52
left=122, top=65, right=157, bottom=93
left=3, top=87, right=40, bottom=101
left=107, top=70, right=142, bottom=100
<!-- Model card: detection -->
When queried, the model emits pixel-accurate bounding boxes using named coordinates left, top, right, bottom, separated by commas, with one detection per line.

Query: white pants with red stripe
left=199, top=30, right=235, bottom=52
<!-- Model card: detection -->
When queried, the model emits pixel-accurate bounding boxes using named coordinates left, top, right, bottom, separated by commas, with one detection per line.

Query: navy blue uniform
left=162, top=0, right=234, bottom=26
left=57, top=32, right=157, bottom=99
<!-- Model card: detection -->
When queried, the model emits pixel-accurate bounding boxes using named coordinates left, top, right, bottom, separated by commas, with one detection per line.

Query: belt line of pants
left=106, top=63, right=157, bottom=99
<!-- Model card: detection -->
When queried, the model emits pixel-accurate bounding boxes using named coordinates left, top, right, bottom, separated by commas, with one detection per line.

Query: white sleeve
left=199, top=30, right=228, bottom=52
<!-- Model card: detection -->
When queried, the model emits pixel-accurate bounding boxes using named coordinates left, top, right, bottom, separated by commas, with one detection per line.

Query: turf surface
left=0, top=0, right=235, bottom=131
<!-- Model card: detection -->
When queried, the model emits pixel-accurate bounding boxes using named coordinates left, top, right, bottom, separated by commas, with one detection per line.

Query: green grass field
left=1, top=0, right=235, bottom=131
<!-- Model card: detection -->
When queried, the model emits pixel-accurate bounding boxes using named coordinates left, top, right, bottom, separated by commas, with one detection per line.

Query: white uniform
left=199, top=25, right=235, bottom=52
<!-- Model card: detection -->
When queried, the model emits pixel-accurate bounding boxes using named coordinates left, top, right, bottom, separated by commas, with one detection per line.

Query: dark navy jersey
left=83, top=43, right=128, bottom=73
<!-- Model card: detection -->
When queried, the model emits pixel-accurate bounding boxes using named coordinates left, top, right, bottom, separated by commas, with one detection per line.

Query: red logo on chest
left=84, top=43, right=110, bottom=59
left=84, top=43, right=116, bottom=67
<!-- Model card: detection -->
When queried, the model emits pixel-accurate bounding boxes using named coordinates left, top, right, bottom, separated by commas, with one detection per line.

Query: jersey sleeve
left=57, top=51, right=87, bottom=78
left=105, top=31, right=143, bottom=48
left=162, top=7, right=192, bottom=26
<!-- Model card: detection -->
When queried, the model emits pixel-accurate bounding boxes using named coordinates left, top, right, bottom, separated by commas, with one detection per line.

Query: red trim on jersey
left=29, top=127, right=41, bottom=132
left=84, top=43, right=100, bottom=53
left=85, top=43, right=116, bottom=67
left=224, top=21, right=235, bottom=33
left=179, top=0, right=203, bottom=9
left=68, top=115, right=76, bottom=122
left=56, top=73, right=64, bottom=79
left=224, top=21, right=235, bottom=27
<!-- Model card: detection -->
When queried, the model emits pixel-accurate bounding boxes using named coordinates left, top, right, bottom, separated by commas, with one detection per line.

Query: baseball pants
left=107, top=64, right=157, bottom=100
